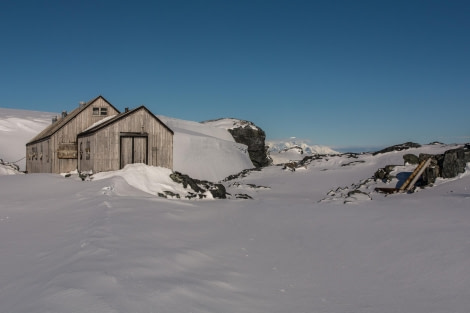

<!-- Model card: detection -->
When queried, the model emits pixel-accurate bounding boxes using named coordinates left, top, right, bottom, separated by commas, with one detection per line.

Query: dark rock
left=374, top=165, right=396, bottom=182
left=422, top=165, right=440, bottom=185
left=170, top=171, right=227, bottom=199
left=441, top=146, right=470, bottom=178
left=223, top=168, right=261, bottom=182
left=235, top=194, right=253, bottom=199
left=170, top=172, right=204, bottom=193
left=208, top=183, right=227, bottom=199
left=283, top=162, right=297, bottom=171
left=373, top=142, right=421, bottom=155
left=158, top=191, right=181, bottom=199
left=227, top=122, right=271, bottom=168
left=298, top=155, right=323, bottom=166
left=403, top=154, right=419, bottom=165
left=341, top=160, right=365, bottom=167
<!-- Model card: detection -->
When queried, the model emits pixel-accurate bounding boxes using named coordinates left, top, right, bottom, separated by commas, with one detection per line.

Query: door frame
left=119, top=132, right=149, bottom=169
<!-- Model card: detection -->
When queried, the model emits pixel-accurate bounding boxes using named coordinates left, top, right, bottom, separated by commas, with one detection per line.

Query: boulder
left=441, top=145, right=470, bottom=178
left=374, top=165, right=396, bottom=182
left=228, top=123, right=271, bottom=168
left=422, top=165, right=440, bottom=185
left=403, top=154, right=419, bottom=165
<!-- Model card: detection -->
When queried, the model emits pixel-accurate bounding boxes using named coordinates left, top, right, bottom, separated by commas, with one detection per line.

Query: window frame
left=92, top=107, right=108, bottom=116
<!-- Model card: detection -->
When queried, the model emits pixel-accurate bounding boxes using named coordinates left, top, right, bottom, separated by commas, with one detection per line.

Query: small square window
left=93, top=107, right=108, bottom=116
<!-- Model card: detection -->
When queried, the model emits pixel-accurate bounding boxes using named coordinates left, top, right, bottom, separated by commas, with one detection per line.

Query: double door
left=120, top=135, right=148, bottom=169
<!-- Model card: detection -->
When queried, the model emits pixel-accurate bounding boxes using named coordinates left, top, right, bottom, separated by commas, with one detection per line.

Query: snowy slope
left=1, top=108, right=470, bottom=313
left=158, top=115, right=253, bottom=181
left=0, top=108, right=57, bottom=170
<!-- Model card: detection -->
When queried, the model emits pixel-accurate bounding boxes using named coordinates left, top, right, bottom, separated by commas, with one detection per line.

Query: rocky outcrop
left=440, top=145, right=470, bottom=178
left=373, top=142, right=421, bottom=155
left=169, top=171, right=227, bottom=199
left=227, top=122, right=271, bottom=168
left=418, top=145, right=470, bottom=185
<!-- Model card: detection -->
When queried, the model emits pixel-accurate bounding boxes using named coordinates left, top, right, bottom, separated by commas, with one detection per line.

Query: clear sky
left=1, top=0, right=469, bottom=150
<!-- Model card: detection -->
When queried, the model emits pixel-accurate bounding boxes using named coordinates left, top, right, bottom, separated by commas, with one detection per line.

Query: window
left=31, top=147, right=37, bottom=160
left=86, top=141, right=91, bottom=160
left=92, top=107, right=108, bottom=116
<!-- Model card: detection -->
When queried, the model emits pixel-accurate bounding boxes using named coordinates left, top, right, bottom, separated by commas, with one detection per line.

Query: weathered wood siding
left=78, top=108, right=173, bottom=173
left=26, top=97, right=119, bottom=173
left=50, top=98, right=119, bottom=173
left=26, top=139, right=52, bottom=173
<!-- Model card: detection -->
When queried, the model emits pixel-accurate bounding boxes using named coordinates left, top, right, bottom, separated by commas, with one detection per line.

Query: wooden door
left=120, top=136, right=148, bottom=169
left=120, top=137, right=133, bottom=168
left=133, top=137, right=147, bottom=164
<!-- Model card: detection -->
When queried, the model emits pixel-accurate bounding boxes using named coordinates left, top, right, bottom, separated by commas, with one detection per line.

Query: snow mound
left=93, top=163, right=220, bottom=199
left=92, top=164, right=196, bottom=198
left=0, top=162, right=22, bottom=175
left=158, top=115, right=253, bottom=181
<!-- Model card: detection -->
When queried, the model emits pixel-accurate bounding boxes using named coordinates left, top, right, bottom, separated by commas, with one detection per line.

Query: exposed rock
left=422, top=165, right=440, bottom=185
left=373, top=142, right=421, bottom=155
left=403, top=154, right=419, bottom=165
left=374, top=165, right=396, bottom=182
left=441, top=145, right=470, bottom=178
left=0, top=159, right=20, bottom=172
left=235, top=193, right=253, bottom=199
left=283, top=162, right=298, bottom=171
left=341, top=160, right=365, bottom=167
left=417, top=153, right=442, bottom=185
left=298, top=155, right=324, bottom=167
left=223, top=168, right=261, bottom=182
left=227, top=122, right=271, bottom=168
left=170, top=171, right=227, bottom=199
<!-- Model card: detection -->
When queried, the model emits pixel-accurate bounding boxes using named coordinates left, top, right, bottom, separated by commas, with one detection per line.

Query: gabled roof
left=77, top=105, right=174, bottom=137
left=27, top=95, right=120, bottom=145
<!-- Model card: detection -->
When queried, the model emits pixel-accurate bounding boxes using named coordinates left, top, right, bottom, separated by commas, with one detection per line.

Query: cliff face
left=228, top=124, right=271, bottom=168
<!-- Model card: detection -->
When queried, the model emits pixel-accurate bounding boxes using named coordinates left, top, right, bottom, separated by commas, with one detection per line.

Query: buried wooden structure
left=26, top=96, right=120, bottom=173
left=375, top=158, right=432, bottom=194
left=77, top=106, right=173, bottom=173
left=26, top=96, right=174, bottom=174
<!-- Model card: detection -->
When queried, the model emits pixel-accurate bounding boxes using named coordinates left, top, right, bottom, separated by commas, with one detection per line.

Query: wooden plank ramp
left=375, top=158, right=432, bottom=194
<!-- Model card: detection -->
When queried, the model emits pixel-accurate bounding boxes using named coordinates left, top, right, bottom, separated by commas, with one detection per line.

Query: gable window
left=92, top=107, right=108, bottom=116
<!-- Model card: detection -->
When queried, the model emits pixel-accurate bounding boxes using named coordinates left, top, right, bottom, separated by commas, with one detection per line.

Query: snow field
left=1, top=108, right=470, bottom=313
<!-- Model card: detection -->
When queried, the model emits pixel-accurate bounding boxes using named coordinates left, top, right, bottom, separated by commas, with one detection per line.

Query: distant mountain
left=267, top=139, right=339, bottom=164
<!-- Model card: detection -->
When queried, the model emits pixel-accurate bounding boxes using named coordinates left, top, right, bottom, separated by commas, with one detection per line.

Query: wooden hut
left=26, top=96, right=120, bottom=173
left=77, top=106, right=173, bottom=173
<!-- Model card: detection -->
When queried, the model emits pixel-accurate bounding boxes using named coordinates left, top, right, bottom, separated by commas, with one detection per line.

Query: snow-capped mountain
left=267, top=138, right=339, bottom=164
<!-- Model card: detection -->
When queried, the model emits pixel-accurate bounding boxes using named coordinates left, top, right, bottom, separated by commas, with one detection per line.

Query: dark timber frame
left=120, top=132, right=149, bottom=169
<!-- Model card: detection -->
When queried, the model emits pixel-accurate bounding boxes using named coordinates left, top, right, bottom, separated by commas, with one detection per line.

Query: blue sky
left=1, top=0, right=469, bottom=150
